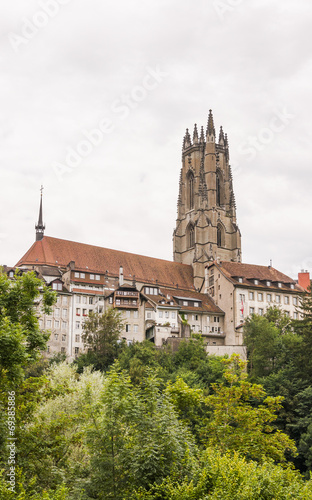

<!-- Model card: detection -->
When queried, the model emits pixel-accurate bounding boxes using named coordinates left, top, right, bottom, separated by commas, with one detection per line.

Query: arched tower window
left=187, top=223, right=195, bottom=248
left=217, top=224, right=224, bottom=248
left=187, top=171, right=194, bottom=210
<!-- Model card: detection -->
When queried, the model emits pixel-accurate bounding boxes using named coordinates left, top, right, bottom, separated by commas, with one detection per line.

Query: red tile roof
left=17, top=236, right=195, bottom=290
left=143, top=286, right=223, bottom=314
left=212, top=261, right=303, bottom=291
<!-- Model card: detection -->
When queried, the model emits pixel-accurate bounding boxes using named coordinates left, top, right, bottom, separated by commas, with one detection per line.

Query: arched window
left=217, top=224, right=224, bottom=248
left=187, top=172, right=194, bottom=210
left=187, top=224, right=195, bottom=248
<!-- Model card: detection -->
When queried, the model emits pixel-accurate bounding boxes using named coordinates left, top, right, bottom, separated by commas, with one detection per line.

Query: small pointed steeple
left=199, top=125, right=205, bottom=144
left=219, top=126, right=225, bottom=146
left=184, top=128, right=192, bottom=148
left=206, top=109, right=215, bottom=138
left=193, top=124, right=199, bottom=144
left=35, top=185, right=45, bottom=241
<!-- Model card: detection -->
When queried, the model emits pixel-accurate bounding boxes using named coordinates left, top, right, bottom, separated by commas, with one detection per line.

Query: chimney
left=298, top=270, right=310, bottom=291
left=119, top=266, right=124, bottom=286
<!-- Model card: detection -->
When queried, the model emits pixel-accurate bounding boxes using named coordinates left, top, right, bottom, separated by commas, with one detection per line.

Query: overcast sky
left=1, top=0, right=311, bottom=279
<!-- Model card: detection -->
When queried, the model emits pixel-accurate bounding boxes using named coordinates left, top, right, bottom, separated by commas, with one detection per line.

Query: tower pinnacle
left=35, top=185, right=45, bottom=241
left=206, top=109, right=215, bottom=137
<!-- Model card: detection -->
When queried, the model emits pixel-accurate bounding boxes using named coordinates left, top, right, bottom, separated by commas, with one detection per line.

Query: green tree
left=85, top=366, right=196, bottom=499
left=80, top=308, right=124, bottom=371
left=244, top=307, right=300, bottom=380
left=293, top=284, right=312, bottom=380
left=202, top=355, right=297, bottom=463
left=0, top=270, right=56, bottom=383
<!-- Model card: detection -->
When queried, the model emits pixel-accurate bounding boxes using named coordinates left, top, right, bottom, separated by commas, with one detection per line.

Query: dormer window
left=9, top=271, right=14, bottom=277
left=238, top=277, right=243, bottom=283
left=254, top=279, right=259, bottom=285
left=277, top=282, right=282, bottom=288
left=266, top=281, right=271, bottom=286
left=290, top=283, right=295, bottom=290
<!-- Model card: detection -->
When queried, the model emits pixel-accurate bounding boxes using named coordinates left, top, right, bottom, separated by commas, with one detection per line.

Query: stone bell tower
left=173, top=110, right=242, bottom=289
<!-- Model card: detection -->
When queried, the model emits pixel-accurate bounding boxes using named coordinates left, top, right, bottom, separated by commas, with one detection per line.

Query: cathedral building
left=11, top=111, right=305, bottom=360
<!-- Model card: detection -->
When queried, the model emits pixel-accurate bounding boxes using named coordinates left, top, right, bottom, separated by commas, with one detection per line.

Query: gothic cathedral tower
left=173, top=111, right=242, bottom=289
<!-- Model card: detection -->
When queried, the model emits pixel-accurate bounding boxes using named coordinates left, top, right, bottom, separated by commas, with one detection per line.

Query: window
left=214, top=316, right=220, bottom=323
left=217, top=226, right=222, bottom=247
left=76, top=308, right=81, bottom=316
left=159, top=311, right=163, bottom=318
left=96, top=275, right=100, bottom=280
left=171, top=312, right=175, bottom=319
left=75, top=334, right=80, bottom=343
left=133, top=325, right=138, bottom=333
left=294, top=312, right=298, bottom=319
left=62, top=321, right=67, bottom=329
left=249, top=291, right=254, bottom=300
left=165, top=311, right=169, bottom=318
left=83, top=309, right=87, bottom=316
left=83, top=296, right=87, bottom=304
left=293, top=297, right=298, bottom=306
left=266, top=281, right=271, bottom=286
left=126, top=310, right=131, bottom=318
left=275, top=295, right=280, bottom=304
left=47, top=346, right=50, bottom=353
left=238, top=277, right=243, bottom=283
left=259, top=308, right=264, bottom=316
left=290, top=283, right=295, bottom=289
left=9, top=271, right=14, bottom=277
left=285, top=311, right=290, bottom=317
left=194, top=302, right=199, bottom=307
left=216, top=173, right=221, bottom=206
left=267, top=294, right=272, bottom=303
left=75, top=347, right=79, bottom=354
left=188, top=224, right=195, bottom=248
left=211, top=327, right=215, bottom=332
left=47, top=320, right=52, bottom=328
left=250, top=307, right=255, bottom=314
left=76, top=296, right=81, bottom=304
left=278, top=282, right=282, bottom=288
left=39, top=319, right=43, bottom=328
left=61, top=347, right=65, bottom=353
left=126, top=324, right=131, bottom=332
left=184, top=314, right=188, bottom=320
left=133, top=310, right=138, bottom=319
left=258, top=293, right=263, bottom=301
left=74, top=272, right=79, bottom=278
left=75, top=322, right=80, bottom=329
left=63, top=296, right=68, bottom=305
left=54, top=320, right=60, bottom=329
left=89, top=297, right=93, bottom=305
left=147, top=312, right=151, bottom=319
left=56, top=296, right=61, bottom=305
left=62, top=309, right=67, bottom=319
left=54, top=333, right=58, bottom=340
left=62, top=334, right=66, bottom=342
left=55, top=308, right=60, bottom=317
left=80, top=273, right=85, bottom=279
left=90, top=274, right=94, bottom=280
left=183, top=301, right=188, bottom=306
left=116, top=299, right=120, bottom=305
left=254, top=279, right=259, bottom=285
left=109, top=297, right=113, bottom=304
left=284, top=296, right=289, bottom=305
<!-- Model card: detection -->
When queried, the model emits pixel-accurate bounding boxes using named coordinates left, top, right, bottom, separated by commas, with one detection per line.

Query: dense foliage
left=0, top=272, right=312, bottom=498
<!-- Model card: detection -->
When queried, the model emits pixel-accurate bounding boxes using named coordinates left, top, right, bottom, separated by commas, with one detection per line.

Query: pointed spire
left=184, top=128, right=192, bottom=148
left=199, top=125, right=205, bottom=144
left=206, top=109, right=215, bottom=138
left=193, top=124, right=199, bottom=144
left=35, top=185, right=45, bottom=241
left=219, top=126, right=225, bottom=145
